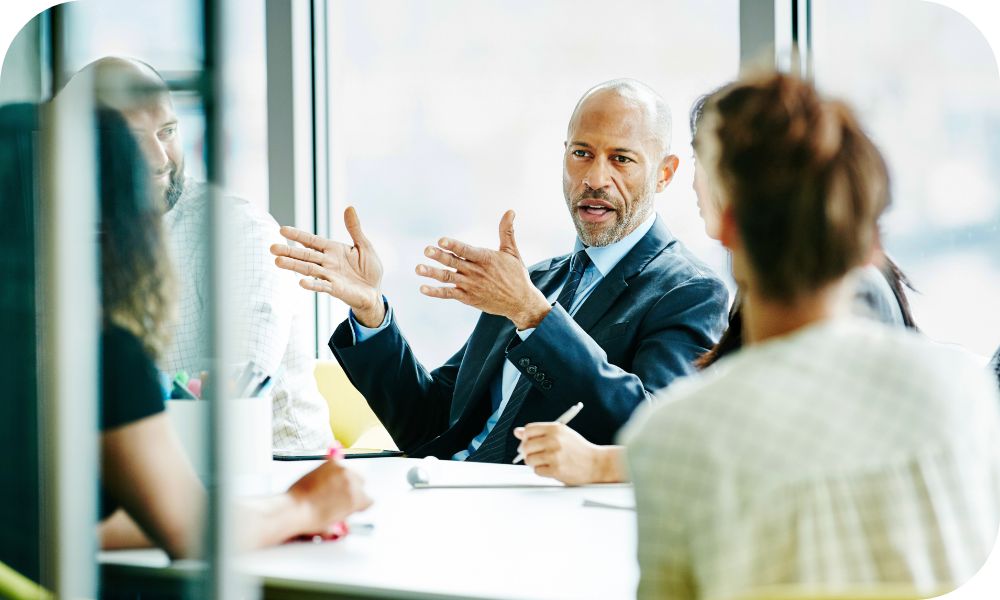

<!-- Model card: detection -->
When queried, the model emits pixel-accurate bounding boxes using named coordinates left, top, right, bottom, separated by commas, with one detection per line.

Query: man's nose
left=139, top=136, right=170, bottom=173
left=583, top=157, right=611, bottom=190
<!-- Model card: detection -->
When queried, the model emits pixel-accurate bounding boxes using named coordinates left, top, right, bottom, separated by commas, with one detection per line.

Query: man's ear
left=718, top=203, right=740, bottom=252
left=655, top=155, right=680, bottom=192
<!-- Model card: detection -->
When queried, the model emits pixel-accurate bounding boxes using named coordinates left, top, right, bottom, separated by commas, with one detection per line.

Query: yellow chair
left=314, top=360, right=397, bottom=450
left=0, top=561, right=51, bottom=600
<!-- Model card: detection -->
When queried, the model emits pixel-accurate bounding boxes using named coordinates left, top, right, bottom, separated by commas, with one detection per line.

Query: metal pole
left=38, top=60, right=100, bottom=599
left=202, top=0, right=246, bottom=597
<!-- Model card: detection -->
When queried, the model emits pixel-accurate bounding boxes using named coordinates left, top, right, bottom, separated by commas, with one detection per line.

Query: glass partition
left=1, top=0, right=259, bottom=596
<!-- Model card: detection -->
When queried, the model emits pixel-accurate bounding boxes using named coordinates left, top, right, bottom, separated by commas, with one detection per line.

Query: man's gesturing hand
left=270, top=207, right=386, bottom=327
left=416, top=210, right=552, bottom=330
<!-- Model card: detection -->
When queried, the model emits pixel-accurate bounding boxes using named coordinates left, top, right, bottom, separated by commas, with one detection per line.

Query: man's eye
left=160, top=127, right=176, bottom=139
left=613, top=155, right=634, bottom=164
left=572, top=149, right=589, bottom=158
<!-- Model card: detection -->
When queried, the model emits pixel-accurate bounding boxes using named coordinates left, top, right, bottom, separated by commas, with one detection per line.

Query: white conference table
left=100, top=457, right=639, bottom=600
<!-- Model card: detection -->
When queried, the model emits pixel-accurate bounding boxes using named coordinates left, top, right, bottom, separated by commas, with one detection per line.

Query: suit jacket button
left=519, top=358, right=530, bottom=367
left=534, top=372, right=545, bottom=382
left=527, top=365, right=538, bottom=374
left=541, top=380, right=552, bottom=390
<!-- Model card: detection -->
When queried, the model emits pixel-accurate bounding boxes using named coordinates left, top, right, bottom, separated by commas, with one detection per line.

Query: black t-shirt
left=100, top=324, right=166, bottom=517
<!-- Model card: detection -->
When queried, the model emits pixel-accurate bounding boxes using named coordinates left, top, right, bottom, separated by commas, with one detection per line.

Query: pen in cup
left=512, top=401, right=584, bottom=465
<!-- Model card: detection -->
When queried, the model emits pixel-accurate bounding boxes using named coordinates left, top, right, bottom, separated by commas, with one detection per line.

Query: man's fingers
left=424, top=246, right=462, bottom=269
left=299, top=277, right=335, bottom=295
left=419, top=285, right=467, bottom=302
left=498, top=209, right=521, bottom=258
left=520, top=423, right=559, bottom=440
left=344, top=206, right=371, bottom=249
left=438, top=237, right=488, bottom=262
left=532, top=464, right=556, bottom=479
left=271, top=243, right=325, bottom=266
left=415, top=264, right=461, bottom=285
left=275, top=256, right=329, bottom=279
left=279, top=225, right=328, bottom=251
left=517, top=436, right=553, bottom=458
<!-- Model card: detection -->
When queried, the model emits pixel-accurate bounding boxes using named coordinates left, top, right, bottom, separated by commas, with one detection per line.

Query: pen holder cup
left=166, top=396, right=273, bottom=481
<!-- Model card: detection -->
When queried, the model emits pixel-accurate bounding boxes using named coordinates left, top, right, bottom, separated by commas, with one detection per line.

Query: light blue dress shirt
left=350, top=213, right=657, bottom=460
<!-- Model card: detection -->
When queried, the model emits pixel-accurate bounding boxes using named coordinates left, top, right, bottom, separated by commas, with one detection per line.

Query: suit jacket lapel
left=456, top=257, right=570, bottom=419
left=572, top=216, right=675, bottom=332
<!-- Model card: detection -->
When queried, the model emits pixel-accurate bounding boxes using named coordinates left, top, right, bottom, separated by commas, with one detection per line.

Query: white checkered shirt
left=161, top=178, right=334, bottom=449
left=621, top=317, right=1000, bottom=600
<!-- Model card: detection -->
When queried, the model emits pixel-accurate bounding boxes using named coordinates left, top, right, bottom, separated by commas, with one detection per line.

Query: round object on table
left=406, top=465, right=430, bottom=487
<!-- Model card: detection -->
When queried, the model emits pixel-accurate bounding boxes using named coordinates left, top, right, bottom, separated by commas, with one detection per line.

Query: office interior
left=0, top=0, right=999, bottom=598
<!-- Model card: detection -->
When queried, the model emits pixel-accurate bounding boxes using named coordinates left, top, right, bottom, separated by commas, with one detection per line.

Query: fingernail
left=420, top=286, right=429, bottom=293
left=425, top=247, right=434, bottom=257
left=440, top=239, right=449, bottom=248
left=416, top=265, right=424, bottom=274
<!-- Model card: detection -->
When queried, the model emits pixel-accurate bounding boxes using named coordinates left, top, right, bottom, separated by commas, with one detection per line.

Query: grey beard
left=165, top=175, right=184, bottom=210
left=574, top=199, right=652, bottom=247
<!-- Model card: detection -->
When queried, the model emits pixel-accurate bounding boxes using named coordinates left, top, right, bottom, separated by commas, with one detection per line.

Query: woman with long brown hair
left=0, top=103, right=372, bottom=571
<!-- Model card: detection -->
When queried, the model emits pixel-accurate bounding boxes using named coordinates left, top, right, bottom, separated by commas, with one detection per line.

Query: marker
left=186, top=377, right=202, bottom=399
left=170, top=379, right=197, bottom=400
left=512, top=402, right=584, bottom=465
left=250, top=375, right=272, bottom=397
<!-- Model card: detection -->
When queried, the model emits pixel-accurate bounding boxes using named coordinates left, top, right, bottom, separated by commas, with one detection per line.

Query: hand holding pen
left=512, top=402, right=583, bottom=465
left=287, top=442, right=373, bottom=543
left=512, top=403, right=618, bottom=486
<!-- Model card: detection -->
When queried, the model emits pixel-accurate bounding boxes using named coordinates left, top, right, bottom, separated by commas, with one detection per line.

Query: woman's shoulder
left=102, top=323, right=165, bottom=430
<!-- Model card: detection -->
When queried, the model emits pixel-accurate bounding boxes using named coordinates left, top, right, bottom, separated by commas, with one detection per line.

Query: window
left=812, top=0, right=1000, bottom=357
left=322, top=0, right=739, bottom=365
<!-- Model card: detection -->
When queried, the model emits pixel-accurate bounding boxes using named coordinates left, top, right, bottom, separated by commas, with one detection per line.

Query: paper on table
left=582, top=498, right=635, bottom=511
left=411, top=461, right=566, bottom=488
left=582, top=486, right=636, bottom=510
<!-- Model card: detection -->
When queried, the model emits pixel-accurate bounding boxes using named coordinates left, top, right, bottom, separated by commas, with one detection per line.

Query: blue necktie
left=468, top=249, right=591, bottom=463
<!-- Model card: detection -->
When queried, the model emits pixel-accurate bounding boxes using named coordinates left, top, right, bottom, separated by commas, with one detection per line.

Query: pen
left=512, top=401, right=584, bottom=465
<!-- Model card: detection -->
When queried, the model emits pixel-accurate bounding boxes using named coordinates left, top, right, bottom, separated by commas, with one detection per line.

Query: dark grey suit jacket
left=330, top=216, right=729, bottom=462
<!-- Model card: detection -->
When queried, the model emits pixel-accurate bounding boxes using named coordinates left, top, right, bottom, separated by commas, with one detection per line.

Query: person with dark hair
left=0, top=103, right=371, bottom=565
left=65, top=57, right=336, bottom=451
left=622, top=74, right=1000, bottom=600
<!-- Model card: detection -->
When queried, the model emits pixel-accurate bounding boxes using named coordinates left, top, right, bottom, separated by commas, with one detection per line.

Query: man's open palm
left=270, top=207, right=386, bottom=326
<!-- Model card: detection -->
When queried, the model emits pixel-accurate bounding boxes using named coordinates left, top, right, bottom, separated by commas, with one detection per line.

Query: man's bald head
left=568, top=79, right=673, bottom=158
left=67, top=56, right=171, bottom=113
left=62, top=57, right=185, bottom=210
